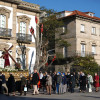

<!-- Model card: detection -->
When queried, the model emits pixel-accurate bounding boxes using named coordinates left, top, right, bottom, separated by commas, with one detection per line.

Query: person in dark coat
left=69, top=73, right=75, bottom=93
left=65, top=72, right=70, bottom=89
left=0, top=72, right=2, bottom=94
left=32, top=69, right=39, bottom=95
left=2, top=74, right=8, bottom=94
left=42, top=73, right=46, bottom=92
left=7, top=74, right=15, bottom=96
left=62, top=73, right=67, bottom=93
left=56, top=72, right=62, bottom=94
left=20, top=75, right=27, bottom=95
left=81, top=73, right=86, bottom=93
left=79, top=71, right=83, bottom=92
left=52, top=72, right=57, bottom=94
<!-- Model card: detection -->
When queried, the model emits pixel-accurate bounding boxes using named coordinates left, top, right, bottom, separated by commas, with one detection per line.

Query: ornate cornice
left=2, top=0, right=40, bottom=13
left=17, top=15, right=31, bottom=24
left=0, top=7, right=11, bottom=18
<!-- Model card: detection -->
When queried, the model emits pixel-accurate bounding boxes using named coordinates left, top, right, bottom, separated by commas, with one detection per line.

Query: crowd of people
left=0, top=70, right=100, bottom=96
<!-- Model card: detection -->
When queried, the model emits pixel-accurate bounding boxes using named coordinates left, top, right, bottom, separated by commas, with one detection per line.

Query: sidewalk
left=0, top=88, right=100, bottom=100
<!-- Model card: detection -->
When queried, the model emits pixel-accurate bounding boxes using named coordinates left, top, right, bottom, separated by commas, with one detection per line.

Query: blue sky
left=24, top=0, right=100, bottom=17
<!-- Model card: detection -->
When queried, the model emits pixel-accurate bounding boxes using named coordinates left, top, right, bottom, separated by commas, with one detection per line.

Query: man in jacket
left=32, top=69, right=39, bottom=95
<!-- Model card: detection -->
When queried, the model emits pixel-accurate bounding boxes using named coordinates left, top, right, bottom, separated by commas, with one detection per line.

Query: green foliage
left=72, top=56, right=100, bottom=75
left=57, top=40, right=71, bottom=47
left=40, top=7, right=66, bottom=50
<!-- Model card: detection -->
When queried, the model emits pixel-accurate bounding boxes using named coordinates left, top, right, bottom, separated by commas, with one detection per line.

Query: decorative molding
left=17, top=15, right=31, bottom=34
left=0, top=7, right=11, bottom=28
left=17, top=15, right=31, bottom=24
left=0, top=7, right=11, bottom=18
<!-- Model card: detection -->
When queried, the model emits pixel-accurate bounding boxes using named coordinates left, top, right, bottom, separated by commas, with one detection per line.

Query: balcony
left=16, top=33, right=32, bottom=44
left=75, top=51, right=97, bottom=57
left=0, top=27, right=12, bottom=39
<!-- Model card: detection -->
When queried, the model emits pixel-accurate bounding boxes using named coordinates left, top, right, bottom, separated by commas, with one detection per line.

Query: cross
left=0, top=45, right=20, bottom=68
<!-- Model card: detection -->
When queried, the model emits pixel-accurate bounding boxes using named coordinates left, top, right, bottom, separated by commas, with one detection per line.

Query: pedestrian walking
left=32, top=69, right=39, bottom=95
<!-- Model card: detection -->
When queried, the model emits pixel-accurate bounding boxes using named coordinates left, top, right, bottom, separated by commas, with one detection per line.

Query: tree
left=30, top=7, right=70, bottom=71
left=72, top=56, right=100, bottom=75
left=40, top=7, right=70, bottom=67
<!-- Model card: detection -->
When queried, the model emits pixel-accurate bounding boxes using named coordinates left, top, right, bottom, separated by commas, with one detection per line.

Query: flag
left=35, top=16, right=38, bottom=24
left=30, top=27, right=34, bottom=35
left=41, top=24, right=43, bottom=33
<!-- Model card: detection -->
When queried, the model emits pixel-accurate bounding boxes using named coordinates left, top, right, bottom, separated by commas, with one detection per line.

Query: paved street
left=0, top=88, right=100, bottom=100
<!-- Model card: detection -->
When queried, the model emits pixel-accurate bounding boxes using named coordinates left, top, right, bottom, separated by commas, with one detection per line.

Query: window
left=81, top=44, right=85, bottom=57
left=63, top=46, right=67, bottom=58
left=92, top=27, right=96, bottom=34
left=0, top=15, right=6, bottom=28
left=20, top=22, right=26, bottom=34
left=92, top=45, right=96, bottom=55
left=81, top=24, right=85, bottom=32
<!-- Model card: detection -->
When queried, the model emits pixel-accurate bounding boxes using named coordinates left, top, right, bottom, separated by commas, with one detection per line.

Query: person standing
left=0, top=72, right=2, bottom=94
left=7, top=74, right=16, bottom=96
left=81, top=73, right=86, bottom=93
left=69, top=73, right=75, bottom=93
left=62, top=73, right=67, bottom=93
left=2, top=73, right=8, bottom=94
left=52, top=72, right=57, bottom=94
left=56, top=72, right=62, bottom=94
left=94, top=73, right=99, bottom=92
left=87, top=73, right=93, bottom=92
left=32, top=69, right=39, bottom=95
left=20, top=75, right=27, bottom=96
left=42, top=73, right=46, bottom=92
left=46, top=73, right=52, bottom=95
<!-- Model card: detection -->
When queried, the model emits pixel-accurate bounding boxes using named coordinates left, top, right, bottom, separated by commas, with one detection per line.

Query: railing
left=75, top=51, right=97, bottom=57
left=0, top=27, right=12, bottom=38
left=16, top=33, right=32, bottom=43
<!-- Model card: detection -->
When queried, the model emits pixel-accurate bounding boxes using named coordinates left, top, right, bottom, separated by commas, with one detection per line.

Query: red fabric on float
left=3, top=53, right=10, bottom=67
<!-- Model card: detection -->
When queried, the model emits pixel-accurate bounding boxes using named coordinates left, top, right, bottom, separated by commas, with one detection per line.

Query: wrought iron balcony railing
left=0, top=27, right=12, bottom=39
left=75, top=51, right=97, bottom=57
left=16, top=33, right=32, bottom=43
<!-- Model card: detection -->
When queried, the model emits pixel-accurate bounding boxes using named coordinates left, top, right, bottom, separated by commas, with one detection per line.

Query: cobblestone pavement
left=0, top=88, right=100, bottom=100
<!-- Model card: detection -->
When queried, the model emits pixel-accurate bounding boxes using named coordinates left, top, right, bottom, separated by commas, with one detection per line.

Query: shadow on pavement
left=0, top=94, right=71, bottom=100
left=82, top=95, right=100, bottom=99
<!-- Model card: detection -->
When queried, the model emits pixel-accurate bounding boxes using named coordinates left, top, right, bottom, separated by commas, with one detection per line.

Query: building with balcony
left=56, top=10, right=100, bottom=66
left=0, top=0, right=40, bottom=72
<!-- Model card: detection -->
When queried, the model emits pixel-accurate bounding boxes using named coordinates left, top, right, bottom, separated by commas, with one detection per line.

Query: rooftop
left=57, top=10, right=100, bottom=21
